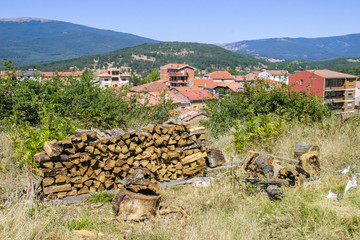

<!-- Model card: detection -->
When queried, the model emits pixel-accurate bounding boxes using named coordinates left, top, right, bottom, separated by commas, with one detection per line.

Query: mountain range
left=0, top=17, right=158, bottom=66
left=218, top=34, right=360, bottom=61
left=1, top=17, right=360, bottom=68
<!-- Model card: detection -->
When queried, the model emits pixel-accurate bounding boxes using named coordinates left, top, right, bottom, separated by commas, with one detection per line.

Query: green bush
left=202, top=78, right=329, bottom=136
left=233, top=114, right=285, bottom=152
left=7, top=111, right=78, bottom=168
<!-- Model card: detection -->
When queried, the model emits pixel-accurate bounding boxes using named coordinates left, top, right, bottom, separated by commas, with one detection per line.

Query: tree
left=129, top=73, right=142, bottom=86
left=142, top=68, right=160, bottom=84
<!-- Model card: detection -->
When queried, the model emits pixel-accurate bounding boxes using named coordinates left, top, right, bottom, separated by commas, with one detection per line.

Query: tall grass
left=0, top=115, right=360, bottom=239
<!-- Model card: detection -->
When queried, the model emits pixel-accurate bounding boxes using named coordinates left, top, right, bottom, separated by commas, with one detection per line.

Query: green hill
left=26, top=42, right=269, bottom=76
left=0, top=17, right=159, bottom=66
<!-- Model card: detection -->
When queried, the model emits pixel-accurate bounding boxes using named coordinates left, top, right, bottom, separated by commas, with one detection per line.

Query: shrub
left=202, top=78, right=329, bottom=136
left=233, top=114, right=285, bottom=152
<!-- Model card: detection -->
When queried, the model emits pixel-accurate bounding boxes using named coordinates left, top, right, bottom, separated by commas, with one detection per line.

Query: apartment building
left=289, top=69, right=357, bottom=113
left=97, top=68, right=130, bottom=88
left=160, top=63, right=195, bottom=87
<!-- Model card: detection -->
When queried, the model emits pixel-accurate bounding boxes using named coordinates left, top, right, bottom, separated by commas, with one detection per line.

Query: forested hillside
left=22, top=42, right=268, bottom=76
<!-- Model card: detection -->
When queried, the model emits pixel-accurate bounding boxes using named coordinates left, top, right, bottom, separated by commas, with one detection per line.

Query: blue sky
left=2, top=0, right=360, bottom=43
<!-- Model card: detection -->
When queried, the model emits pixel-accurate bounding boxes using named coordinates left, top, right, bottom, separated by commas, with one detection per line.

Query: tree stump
left=112, top=187, right=161, bottom=221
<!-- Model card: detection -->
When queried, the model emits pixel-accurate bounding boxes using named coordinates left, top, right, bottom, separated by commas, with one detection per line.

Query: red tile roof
left=205, top=71, right=235, bottom=80
left=178, top=89, right=216, bottom=101
left=126, top=92, right=160, bottom=106
left=252, top=70, right=287, bottom=75
left=160, top=63, right=195, bottom=70
left=206, top=82, right=244, bottom=92
left=42, top=72, right=82, bottom=77
left=305, top=69, right=357, bottom=79
left=130, top=79, right=168, bottom=92
left=235, top=74, right=256, bottom=81
left=190, top=78, right=214, bottom=88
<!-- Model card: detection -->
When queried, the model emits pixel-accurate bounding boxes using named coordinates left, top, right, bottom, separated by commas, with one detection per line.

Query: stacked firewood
left=34, top=123, right=211, bottom=200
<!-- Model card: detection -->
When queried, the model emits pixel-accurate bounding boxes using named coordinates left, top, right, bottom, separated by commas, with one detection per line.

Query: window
left=349, top=80, right=354, bottom=86
left=193, top=106, right=197, bottom=110
left=348, top=91, right=353, bottom=97
left=325, top=80, right=329, bottom=87
left=300, top=80, right=303, bottom=86
left=347, top=102, right=353, bottom=109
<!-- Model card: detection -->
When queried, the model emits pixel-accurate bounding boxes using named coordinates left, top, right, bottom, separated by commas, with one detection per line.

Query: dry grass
left=1, top=116, right=360, bottom=239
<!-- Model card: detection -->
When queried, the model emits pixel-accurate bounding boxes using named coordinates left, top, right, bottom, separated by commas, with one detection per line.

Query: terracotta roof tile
left=306, top=69, right=357, bottom=79
left=178, top=89, right=216, bottom=101
left=131, top=79, right=168, bottom=92
left=205, top=71, right=235, bottom=80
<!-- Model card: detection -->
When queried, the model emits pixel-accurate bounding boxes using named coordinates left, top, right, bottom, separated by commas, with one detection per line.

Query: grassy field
left=1, top=116, right=360, bottom=239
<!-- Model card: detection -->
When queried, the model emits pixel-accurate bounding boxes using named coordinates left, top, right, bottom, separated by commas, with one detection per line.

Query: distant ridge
left=0, top=17, right=159, bottom=66
left=0, top=17, right=55, bottom=23
left=219, top=33, right=360, bottom=61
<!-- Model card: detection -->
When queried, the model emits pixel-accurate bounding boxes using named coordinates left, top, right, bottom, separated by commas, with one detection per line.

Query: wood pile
left=34, top=123, right=211, bottom=200
left=242, top=144, right=321, bottom=200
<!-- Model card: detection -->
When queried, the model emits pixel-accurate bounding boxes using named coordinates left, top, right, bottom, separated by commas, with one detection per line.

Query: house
left=252, top=69, right=288, bottom=84
left=203, top=82, right=244, bottom=96
left=289, top=69, right=357, bottom=113
left=170, top=87, right=216, bottom=111
left=130, top=79, right=168, bottom=93
left=204, top=71, right=235, bottom=83
left=17, top=68, right=42, bottom=81
left=190, top=78, right=243, bottom=96
left=234, top=73, right=256, bottom=83
left=97, top=68, right=129, bottom=88
left=160, top=63, right=195, bottom=87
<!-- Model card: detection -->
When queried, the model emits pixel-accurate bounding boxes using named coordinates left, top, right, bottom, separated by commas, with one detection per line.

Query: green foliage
left=142, top=68, right=160, bottom=84
left=227, top=69, right=239, bottom=75
left=233, top=114, right=284, bottom=152
left=7, top=111, right=78, bottom=167
left=129, top=73, right=143, bottom=86
left=65, top=215, right=97, bottom=230
left=87, top=192, right=115, bottom=203
left=202, top=79, right=329, bottom=136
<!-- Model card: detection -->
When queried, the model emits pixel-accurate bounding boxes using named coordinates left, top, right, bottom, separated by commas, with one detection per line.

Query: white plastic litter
left=344, top=173, right=360, bottom=195
left=340, top=165, right=351, bottom=174
left=326, top=189, right=338, bottom=199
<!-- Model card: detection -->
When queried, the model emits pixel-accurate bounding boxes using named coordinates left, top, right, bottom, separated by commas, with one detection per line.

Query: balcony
left=169, top=72, right=188, bottom=77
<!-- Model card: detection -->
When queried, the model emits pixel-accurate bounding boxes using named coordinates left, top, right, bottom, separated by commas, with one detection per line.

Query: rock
left=266, top=185, right=284, bottom=200
left=207, top=148, right=225, bottom=168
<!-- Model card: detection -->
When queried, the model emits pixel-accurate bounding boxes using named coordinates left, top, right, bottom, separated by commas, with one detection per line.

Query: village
left=1, top=64, right=358, bottom=123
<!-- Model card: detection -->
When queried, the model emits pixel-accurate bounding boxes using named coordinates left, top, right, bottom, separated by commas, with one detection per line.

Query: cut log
left=294, top=143, right=320, bottom=159
left=181, top=152, right=207, bottom=165
left=37, top=167, right=67, bottom=178
left=43, top=184, right=72, bottom=195
left=43, top=140, right=63, bottom=157
left=112, top=187, right=161, bottom=221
